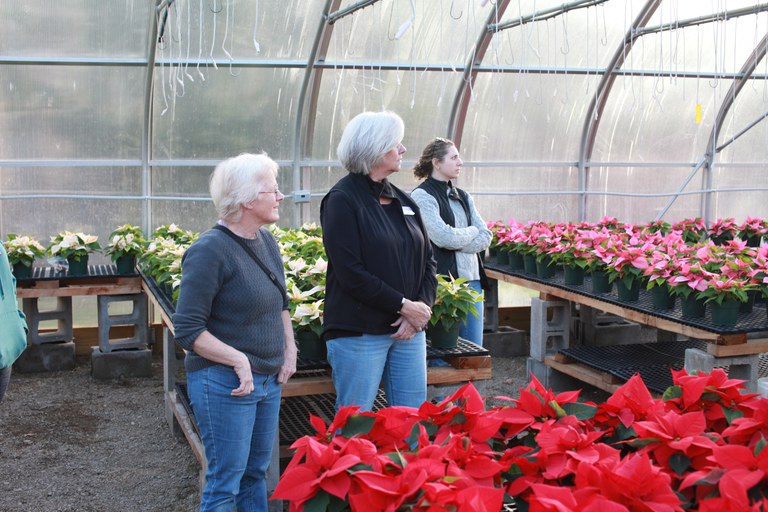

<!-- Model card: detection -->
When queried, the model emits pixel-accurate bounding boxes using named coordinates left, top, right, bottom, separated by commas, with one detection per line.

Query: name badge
left=402, top=206, right=415, bottom=216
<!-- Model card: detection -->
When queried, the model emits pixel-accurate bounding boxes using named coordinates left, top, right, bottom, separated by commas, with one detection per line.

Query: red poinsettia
left=665, top=368, right=757, bottom=434
left=631, top=409, right=721, bottom=476
left=591, top=373, right=666, bottom=439
left=722, top=398, right=768, bottom=448
left=275, top=368, right=768, bottom=511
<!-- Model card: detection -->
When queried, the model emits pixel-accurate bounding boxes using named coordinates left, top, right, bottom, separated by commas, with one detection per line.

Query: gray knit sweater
left=172, top=227, right=288, bottom=375
left=410, top=187, right=492, bottom=281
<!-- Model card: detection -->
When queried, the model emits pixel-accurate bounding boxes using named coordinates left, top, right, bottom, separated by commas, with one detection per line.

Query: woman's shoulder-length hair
left=336, top=111, right=404, bottom=176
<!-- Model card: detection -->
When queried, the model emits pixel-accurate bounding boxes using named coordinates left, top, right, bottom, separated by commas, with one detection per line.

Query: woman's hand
left=230, top=354, right=255, bottom=396
left=190, top=331, right=255, bottom=396
left=277, top=310, right=297, bottom=384
left=399, top=299, right=432, bottom=332
left=390, top=316, right=421, bottom=340
left=277, top=342, right=297, bottom=384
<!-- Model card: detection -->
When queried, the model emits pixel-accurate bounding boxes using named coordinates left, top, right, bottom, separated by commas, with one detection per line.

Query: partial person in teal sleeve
left=0, top=242, right=28, bottom=403
left=411, top=137, right=492, bottom=347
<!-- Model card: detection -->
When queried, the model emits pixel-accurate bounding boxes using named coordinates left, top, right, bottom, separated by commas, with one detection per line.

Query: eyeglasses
left=259, top=189, right=283, bottom=197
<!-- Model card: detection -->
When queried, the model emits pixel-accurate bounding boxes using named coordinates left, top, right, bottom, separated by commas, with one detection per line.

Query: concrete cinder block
left=579, top=307, right=641, bottom=346
left=14, top=341, right=76, bottom=373
left=526, top=357, right=585, bottom=392
left=530, top=298, right=571, bottom=361
left=90, top=347, right=153, bottom=380
left=685, top=348, right=759, bottom=393
left=97, top=294, right=148, bottom=353
left=484, top=326, right=528, bottom=357
left=22, top=297, right=74, bottom=345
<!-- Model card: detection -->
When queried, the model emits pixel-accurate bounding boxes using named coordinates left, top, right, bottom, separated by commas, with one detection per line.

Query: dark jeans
left=0, top=366, right=11, bottom=402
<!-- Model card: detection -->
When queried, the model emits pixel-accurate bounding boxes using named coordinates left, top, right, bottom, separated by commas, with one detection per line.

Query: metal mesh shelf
left=17, top=263, right=138, bottom=281
left=560, top=341, right=768, bottom=393
left=486, top=260, right=768, bottom=335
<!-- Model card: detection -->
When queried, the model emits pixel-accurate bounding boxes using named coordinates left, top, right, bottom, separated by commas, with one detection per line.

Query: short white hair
left=209, top=153, right=278, bottom=222
left=336, top=111, right=404, bottom=176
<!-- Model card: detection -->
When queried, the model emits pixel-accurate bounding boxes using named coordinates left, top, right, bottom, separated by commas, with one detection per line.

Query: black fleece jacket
left=320, top=173, right=437, bottom=339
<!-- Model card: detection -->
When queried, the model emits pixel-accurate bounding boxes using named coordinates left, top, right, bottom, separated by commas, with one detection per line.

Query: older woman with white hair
left=320, top=111, right=437, bottom=412
left=173, top=152, right=297, bottom=511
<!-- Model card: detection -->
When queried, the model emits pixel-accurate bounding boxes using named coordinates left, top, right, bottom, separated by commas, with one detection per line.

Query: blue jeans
left=459, top=280, right=485, bottom=346
left=327, top=331, right=426, bottom=411
left=186, top=365, right=281, bottom=512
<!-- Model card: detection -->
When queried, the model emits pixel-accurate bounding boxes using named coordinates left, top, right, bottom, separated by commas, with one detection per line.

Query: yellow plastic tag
left=695, top=103, right=702, bottom=124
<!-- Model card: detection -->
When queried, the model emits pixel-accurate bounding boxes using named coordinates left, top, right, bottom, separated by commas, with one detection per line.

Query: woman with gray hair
left=173, top=153, right=297, bottom=511
left=320, top=111, right=437, bottom=412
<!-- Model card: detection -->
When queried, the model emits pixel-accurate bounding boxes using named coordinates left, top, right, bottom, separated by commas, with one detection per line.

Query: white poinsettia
left=48, top=231, right=101, bottom=260
left=104, top=225, right=147, bottom=261
left=4, top=235, right=46, bottom=266
left=287, top=283, right=324, bottom=302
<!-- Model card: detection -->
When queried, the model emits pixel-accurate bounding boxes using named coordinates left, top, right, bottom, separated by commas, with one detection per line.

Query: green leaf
left=722, top=406, right=744, bottom=425
left=662, top=385, right=683, bottom=401
left=561, top=402, right=598, bottom=420
left=340, top=414, right=375, bottom=438
left=548, top=400, right=567, bottom=418
left=669, top=453, right=691, bottom=476
left=304, top=490, right=331, bottom=512
left=755, top=437, right=766, bottom=456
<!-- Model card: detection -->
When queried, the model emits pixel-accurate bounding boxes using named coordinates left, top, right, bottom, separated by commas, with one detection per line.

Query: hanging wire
left=709, top=0, right=721, bottom=89
left=394, top=0, right=416, bottom=40
left=450, top=0, right=463, bottom=20
left=196, top=0, right=207, bottom=81
left=224, top=0, right=241, bottom=76
left=252, top=0, right=261, bottom=52
left=158, top=5, right=170, bottom=116
left=560, top=10, right=570, bottom=55
left=209, top=0, right=219, bottom=69
left=651, top=1, right=664, bottom=111
left=599, top=1, right=607, bottom=46
left=560, top=11, right=570, bottom=105
left=386, top=1, right=397, bottom=41
left=173, top=0, right=187, bottom=96
left=183, top=0, right=195, bottom=83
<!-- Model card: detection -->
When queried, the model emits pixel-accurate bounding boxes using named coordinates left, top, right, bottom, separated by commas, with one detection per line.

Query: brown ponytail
left=413, top=137, right=455, bottom=180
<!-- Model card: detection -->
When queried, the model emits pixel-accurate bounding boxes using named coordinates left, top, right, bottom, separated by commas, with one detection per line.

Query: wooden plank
left=282, top=362, right=492, bottom=397
left=425, top=365, right=492, bottom=385
left=282, top=376, right=336, bottom=397
left=486, top=269, right=725, bottom=343
left=168, top=390, right=205, bottom=465
left=544, top=356, right=623, bottom=394
left=708, top=339, right=768, bottom=357
left=16, top=277, right=143, bottom=298
left=443, top=354, right=492, bottom=369
left=143, top=281, right=175, bottom=335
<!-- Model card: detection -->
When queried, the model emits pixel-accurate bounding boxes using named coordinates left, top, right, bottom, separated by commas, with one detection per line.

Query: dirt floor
left=0, top=349, right=608, bottom=512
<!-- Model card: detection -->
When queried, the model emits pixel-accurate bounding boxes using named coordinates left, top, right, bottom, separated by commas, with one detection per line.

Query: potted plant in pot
left=548, top=226, right=595, bottom=286
left=695, top=243, right=756, bottom=325
left=737, top=216, right=767, bottom=247
left=289, top=293, right=325, bottom=360
left=668, top=257, right=711, bottom=319
left=104, top=224, right=146, bottom=274
left=48, top=231, right=101, bottom=276
left=141, top=237, right=189, bottom=298
left=427, top=274, right=482, bottom=349
left=601, top=237, right=649, bottom=302
left=279, top=224, right=329, bottom=359
left=707, top=217, right=738, bottom=245
left=4, top=234, right=46, bottom=279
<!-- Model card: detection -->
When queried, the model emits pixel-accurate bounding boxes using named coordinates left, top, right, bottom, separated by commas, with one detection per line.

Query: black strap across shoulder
left=212, top=224, right=287, bottom=299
